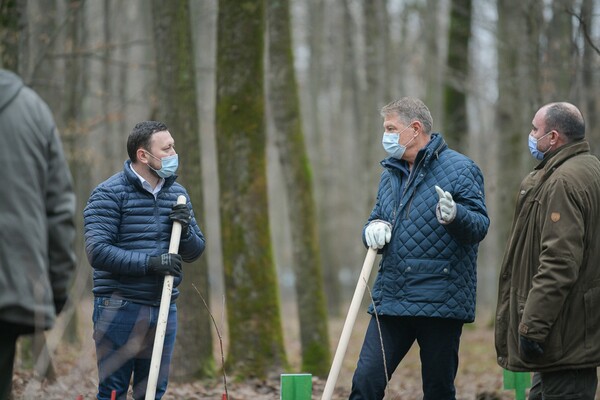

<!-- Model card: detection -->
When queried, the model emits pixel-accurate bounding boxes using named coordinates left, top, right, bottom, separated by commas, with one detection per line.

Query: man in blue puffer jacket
left=350, top=98, right=489, bottom=400
left=84, top=121, right=205, bottom=400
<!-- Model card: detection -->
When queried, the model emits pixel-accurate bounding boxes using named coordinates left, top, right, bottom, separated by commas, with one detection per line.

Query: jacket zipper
left=400, top=142, right=444, bottom=218
left=399, top=155, right=426, bottom=218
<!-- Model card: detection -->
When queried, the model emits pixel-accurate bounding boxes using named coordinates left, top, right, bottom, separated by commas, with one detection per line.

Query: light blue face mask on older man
left=382, top=124, right=416, bottom=160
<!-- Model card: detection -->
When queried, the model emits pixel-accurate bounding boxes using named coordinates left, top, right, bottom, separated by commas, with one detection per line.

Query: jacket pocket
left=584, top=287, right=600, bottom=349
left=403, top=259, right=449, bottom=303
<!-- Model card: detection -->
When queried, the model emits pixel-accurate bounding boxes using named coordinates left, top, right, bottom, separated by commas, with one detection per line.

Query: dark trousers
left=349, top=315, right=463, bottom=400
left=0, top=331, right=18, bottom=400
left=0, top=322, right=33, bottom=400
left=529, top=368, right=598, bottom=400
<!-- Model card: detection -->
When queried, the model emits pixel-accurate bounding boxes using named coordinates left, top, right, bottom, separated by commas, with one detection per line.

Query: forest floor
left=8, top=298, right=569, bottom=400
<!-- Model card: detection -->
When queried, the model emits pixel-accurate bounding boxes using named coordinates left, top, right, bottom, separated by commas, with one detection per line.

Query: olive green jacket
left=495, top=140, right=600, bottom=372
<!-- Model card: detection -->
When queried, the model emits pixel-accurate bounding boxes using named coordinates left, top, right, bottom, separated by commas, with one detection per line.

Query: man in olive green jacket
left=495, top=102, right=600, bottom=399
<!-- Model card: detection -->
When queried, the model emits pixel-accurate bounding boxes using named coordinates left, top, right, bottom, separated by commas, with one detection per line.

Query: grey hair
left=380, top=97, right=433, bottom=134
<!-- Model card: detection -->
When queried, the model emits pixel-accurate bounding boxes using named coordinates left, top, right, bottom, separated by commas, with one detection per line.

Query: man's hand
left=365, top=220, right=392, bottom=249
left=519, top=335, right=544, bottom=360
left=54, top=297, right=67, bottom=315
left=170, top=203, right=191, bottom=236
left=148, top=253, right=183, bottom=277
left=435, top=185, right=457, bottom=225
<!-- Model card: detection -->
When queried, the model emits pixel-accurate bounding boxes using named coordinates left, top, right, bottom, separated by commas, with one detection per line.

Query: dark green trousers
left=529, top=368, right=598, bottom=400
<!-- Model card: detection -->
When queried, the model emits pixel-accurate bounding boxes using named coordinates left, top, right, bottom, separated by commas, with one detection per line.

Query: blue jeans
left=350, top=315, right=463, bottom=400
left=93, top=296, right=177, bottom=400
left=529, top=368, right=598, bottom=399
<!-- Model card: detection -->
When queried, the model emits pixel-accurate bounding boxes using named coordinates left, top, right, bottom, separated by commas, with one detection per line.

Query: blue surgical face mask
left=528, top=131, right=552, bottom=160
left=382, top=124, right=416, bottom=160
left=146, top=151, right=179, bottom=178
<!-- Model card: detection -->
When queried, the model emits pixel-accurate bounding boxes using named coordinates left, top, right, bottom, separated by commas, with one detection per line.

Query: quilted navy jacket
left=84, top=160, right=205, bottom=306
left=365, top=133, right=489, bottom=322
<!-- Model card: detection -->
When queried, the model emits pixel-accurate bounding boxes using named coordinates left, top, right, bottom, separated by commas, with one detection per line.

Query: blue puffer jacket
left=365, top=133, right=489, bottom=322
left=84, top=160, right=205, bottom=306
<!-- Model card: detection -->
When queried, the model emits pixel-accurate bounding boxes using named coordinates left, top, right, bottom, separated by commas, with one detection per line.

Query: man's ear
left=137, top=148, right=148, bottom=164
left=411, top=120, right=422, bottom=134
left=550, top=130, right=560, bottom=145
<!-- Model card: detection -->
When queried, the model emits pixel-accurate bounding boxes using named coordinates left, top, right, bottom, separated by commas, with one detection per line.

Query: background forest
left=1, top=0, right=600, bottom=399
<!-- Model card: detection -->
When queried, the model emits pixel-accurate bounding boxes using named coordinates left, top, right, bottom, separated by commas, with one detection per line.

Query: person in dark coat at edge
left=495, top=102, right=600, bottom=399
left=84, top=120, right=205, bottom=400
left=349, top=97, right=489, bottom=400
left=0, top=69, right=77, bottom=400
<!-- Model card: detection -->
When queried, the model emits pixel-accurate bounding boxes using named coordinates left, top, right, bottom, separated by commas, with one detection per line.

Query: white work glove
left=364, top=220, right=392, bottom=249
left=435, top=185, right=457, bottom=225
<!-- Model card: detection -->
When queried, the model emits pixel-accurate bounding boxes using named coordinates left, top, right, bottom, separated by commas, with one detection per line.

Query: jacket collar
left=123, top=160, right=177, bottom=192
left=381, top=133, right=447, bottom=172
left=535, top=139, right=590, bottom=172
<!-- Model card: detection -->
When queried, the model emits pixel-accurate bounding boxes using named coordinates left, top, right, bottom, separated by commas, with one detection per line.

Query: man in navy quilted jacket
left=84, top=121, right=205, bottom=400
left=349, top=98, right=489, bottom=400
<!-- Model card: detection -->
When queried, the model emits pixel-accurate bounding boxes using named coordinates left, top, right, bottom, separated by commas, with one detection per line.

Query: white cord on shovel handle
left=145, top=195, right=186, bottom=400
left=321, top=247, right=378, bottom=400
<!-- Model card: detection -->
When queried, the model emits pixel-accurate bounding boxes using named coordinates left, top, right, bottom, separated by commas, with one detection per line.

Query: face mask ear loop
left=539, top=130, right=554, bottom=155
left=405, top=130, right=418, bottom=147
left=144, top=150, right=161, bottom=162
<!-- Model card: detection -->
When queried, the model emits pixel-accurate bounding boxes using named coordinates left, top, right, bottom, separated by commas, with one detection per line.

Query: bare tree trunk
left=0, top=0, right=25, bottom=71
left=189, top=0, right=224, bottom=307
left=580, top=0, right=598, bottom=154
left=305, top=0, right=343, bottom=316
left=216, top=0, right=287, bottom=378
left=422, top=0, right=445, bottom=118
left=16, top=0, right=90, bottom=381
left=266, top=0, right=331, bottom=377
left=363, top=0, right=390, bottom=209
left=542, top=0, right=576, bottom=101
left=336, top=0, right=367, bottom=288
left=56, top=0, right=90, bottom=350
left=495, top=0, right=543, bottom=257
left=151, top=0, right=214, bottom=381
left=443, top=0, right=471, bottom=153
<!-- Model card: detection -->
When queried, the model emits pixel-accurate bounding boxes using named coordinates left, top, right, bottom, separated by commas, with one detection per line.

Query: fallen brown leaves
left=11, top=320, right=523, bottom=400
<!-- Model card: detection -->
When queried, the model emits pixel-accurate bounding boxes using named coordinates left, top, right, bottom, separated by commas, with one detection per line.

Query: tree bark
left=443, top=0, right=471, bottom=153
left=542, top=0, right=575, bottom=101
left=216, top=0, right=287, bottom=378
left=363, top=0, right=391, bottom=208
left=580, top=0, right=598, bottom=154
left=266, top=0, right=331, bottom=377
left=306, top=0, right=342, bottom=316
left=151, top=0, right=214, bottom=381
left=0, top=0, right=24, bottom=71
left=495, top=0, right=543, bottom=255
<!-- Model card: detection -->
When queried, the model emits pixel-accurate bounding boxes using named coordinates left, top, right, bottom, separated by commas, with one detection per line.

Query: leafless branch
left=192, top=284, right=228, bottom=400
left=567, top=8, right=600, bottom=56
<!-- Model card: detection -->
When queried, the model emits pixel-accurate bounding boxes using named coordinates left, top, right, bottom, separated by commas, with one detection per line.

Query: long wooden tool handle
left=145, top=195, right=186, bottom=400
left=321, top=247, right=378, bottom=400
